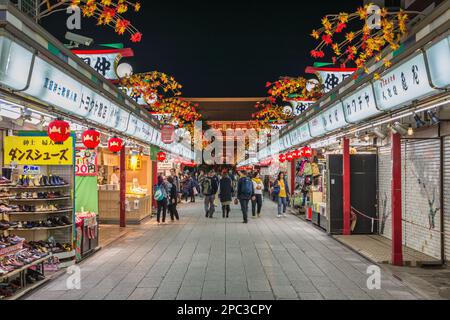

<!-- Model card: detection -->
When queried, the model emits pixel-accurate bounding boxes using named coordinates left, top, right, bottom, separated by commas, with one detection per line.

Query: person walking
left=182, top=174, right=195, bottom=203
left=154, top=176, right=169, bottom=224
left=218, top=170, right=233, bottom=218
left=251, top=172, right=264, bottom=218
left=167, top=176, right=180, bottom=221
left=273, top=172, right=290, bottom=218
left=197, top=170, right=206, bottom=199
left=237, top=170, right=254, bottom=224
left=201, top=170, right=218, bottom=218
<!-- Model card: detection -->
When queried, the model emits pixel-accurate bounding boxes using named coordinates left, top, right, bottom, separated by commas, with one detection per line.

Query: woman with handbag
left=251, top=172, right=264, bottom=218
left=273, top=172, right=290, bottom=218
left=219, top=170, right=233, bottom=218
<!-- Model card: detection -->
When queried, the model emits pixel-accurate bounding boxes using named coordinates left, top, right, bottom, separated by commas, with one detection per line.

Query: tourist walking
left=167, top=176, right=180, bottom=221
left=154, top=176, right=169, bottom=224
left=182, top=174, right=195, bottom=203
left=197, top=170, right=206, bottom=199
left=218, top=170, right=233, bottom=218
left=201, top=170, right=218, bottom=218
left=273, top=172, right=290, bottom=218
left=237, top=170, right=254, bottom=224
left=251, top=172, right=264, bottom=218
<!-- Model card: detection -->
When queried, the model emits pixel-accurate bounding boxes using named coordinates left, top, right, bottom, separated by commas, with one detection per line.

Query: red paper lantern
left=303, top=146, right=313, bottom=157
left=279, top=154, right=286, bottom=163
left=47, top=118, right=70, bottom=144
left=108, top=136, right=123, bottom=153
left=292, top=149, right=302, bottom=159
left=286, top=152, right=294, bottom=162
left=81, top=129, right=100, bottom=149
left=157, top=151, right=166, bottom=162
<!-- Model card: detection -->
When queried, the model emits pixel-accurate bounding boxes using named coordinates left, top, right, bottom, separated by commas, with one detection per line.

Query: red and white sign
left=161, top=125, right=175, bottom=144
left=75, top=148, right=98, bottom=176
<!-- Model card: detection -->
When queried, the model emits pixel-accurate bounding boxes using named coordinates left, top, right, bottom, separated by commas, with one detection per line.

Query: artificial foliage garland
left=266, top=77, right=322, bottom=102
left=309, top=3, right=419, bottom=78
left=38, top=0, right=143, bottom=42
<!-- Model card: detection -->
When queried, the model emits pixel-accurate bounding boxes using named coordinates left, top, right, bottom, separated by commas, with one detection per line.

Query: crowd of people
left=153, top=168, right=291, bottom=224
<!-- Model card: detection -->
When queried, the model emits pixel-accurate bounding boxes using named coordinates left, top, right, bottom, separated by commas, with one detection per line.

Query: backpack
left=201, top=178, right=212, bottom=195
left=240, top=177, right=253, bottom=198
left=154, top=184, right=166, bottom=201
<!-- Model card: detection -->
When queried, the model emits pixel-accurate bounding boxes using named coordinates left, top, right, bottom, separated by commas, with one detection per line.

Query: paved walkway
left=26, top=200, right=427, bottom=300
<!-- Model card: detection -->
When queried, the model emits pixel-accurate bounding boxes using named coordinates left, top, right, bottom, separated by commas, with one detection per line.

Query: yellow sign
left=4, top=136, right=74, bottom=166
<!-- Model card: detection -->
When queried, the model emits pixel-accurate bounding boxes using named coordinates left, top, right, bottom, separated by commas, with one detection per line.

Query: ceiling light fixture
left=407, top=124, right=414, bottom=136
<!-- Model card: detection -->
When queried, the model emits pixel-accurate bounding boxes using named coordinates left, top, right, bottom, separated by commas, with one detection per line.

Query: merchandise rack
left=5, top=208, right=74, bottom=215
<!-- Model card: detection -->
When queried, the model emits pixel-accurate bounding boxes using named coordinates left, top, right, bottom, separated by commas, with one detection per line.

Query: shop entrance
left=327, top=154, right=377, bottom=235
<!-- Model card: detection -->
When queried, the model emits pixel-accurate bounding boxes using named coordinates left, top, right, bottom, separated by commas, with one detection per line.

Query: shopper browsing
left=154, top=176, right=169, bottom=224
left=273, top=172, right=290, bottom=218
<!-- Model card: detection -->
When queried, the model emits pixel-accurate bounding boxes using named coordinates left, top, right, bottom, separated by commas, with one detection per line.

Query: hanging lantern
left=108, top=136, right=123, bottom=153
left=286, top=152, right=294, bottom=162
left=303, top=146, right=313, bottom=157
left=292, top=149, right=302, bottom=159
left=47, top=118, right=71, bottom=144
left=279, top=154, right=286, bottom=163
left=157, top=151, right=167, bottom=162
left=81, top=129, right=101, bottom=149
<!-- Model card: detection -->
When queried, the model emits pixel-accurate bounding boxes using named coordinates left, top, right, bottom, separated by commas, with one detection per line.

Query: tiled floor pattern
left=26, top=200, right=426, bottom=300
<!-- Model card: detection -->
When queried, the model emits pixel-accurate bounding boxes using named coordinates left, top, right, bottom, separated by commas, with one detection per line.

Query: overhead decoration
left=108, top=136, right=123, bottom=153
left=309, top=4, right=415, bottom=77
left=48, top=118, right=71, bottom=144
left=38, top=1, right=143, bottom=42
left=81, top=129, right=101, bottom=149
left=157, top=151, right=167, bottom=162
left=266, top=77, right=322, bottom=102
left=251, top=98, right=291, bottom=130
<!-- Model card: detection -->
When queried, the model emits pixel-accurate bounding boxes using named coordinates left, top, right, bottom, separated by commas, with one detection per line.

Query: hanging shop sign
left=306, top=66, right=356, bottom=93
left=290, top=100, right=315, bottom=117
left=75, top=148, right=98, bottom=176
left=0, top=37, right=34, bottom=90
left=72, top=48, right=134, bottom=81
left=426, top=35, right=450, bottom=89
left=298, top=124, right=312, bottom=143
left=270, top=123, right=287, bottom=130
left=342, top=83, right=382, bottom=123
left=161, top=124, right=175, bottom=144
left=308, top=116, right=326, bottom=138
left=4, top=136, right=74, bottom=166
left=108, top=137, right=123, bottom=153
left=321, top=103, right=348, bottom=132
left=373, top=53, right=434, bottom=111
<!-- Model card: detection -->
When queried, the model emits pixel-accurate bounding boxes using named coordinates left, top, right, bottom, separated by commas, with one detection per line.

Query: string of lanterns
left=278, top=146, right=313, bottom=163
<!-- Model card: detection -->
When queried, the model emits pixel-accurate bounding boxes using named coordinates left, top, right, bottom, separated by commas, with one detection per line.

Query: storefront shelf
left=8, top=197, right=71, bottom=202
left=6, top=224, right=73, bottom=232
left=5, top=185, right=70, bottom=190
left=0, top=255, right=51, bottom=281
left=5, top=209, right=73, bottom=215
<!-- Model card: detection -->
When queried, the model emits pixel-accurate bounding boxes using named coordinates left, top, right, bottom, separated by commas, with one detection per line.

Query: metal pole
left=342, top=137, right=351, bottom=235
left=120, top=144, right=126, bottom=228
left=391, top=132, right=403, bottom=266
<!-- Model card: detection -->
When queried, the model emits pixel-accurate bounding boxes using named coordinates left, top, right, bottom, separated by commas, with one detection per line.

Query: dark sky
left=41, top=0, right=362, bottom=97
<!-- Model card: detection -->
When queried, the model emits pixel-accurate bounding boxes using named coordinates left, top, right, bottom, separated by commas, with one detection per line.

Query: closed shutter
left=402, top=139, right=441, bottom=259
left=378, top=146, right=392, bottom=239
left=444, top=137, right=450, bottom=262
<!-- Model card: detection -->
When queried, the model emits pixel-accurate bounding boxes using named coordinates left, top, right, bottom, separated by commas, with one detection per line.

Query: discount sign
left=75, top=148, right=98, bottom=176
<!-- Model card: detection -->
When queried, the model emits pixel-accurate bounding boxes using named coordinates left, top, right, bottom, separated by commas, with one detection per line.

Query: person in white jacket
left=251, top=172, right=264, bottom=218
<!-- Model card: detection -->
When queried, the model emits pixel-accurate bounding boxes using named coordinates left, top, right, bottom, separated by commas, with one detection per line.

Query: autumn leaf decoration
left=310, top=3, right=420, bottom=78
left=39, top=1, right=143, bottom=42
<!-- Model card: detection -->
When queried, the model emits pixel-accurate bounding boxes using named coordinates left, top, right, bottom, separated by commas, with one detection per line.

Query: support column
left=119, top=144, right=126, bottom=228
left=152, top=160, right=158, bottom=210
left=391, top=132, right=403, bottom=266
left=342, top=137, right=351, bottom=235
left=290, top=160, right=296, bottom=195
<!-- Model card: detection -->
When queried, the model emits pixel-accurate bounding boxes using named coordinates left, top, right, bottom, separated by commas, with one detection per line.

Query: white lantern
left=116, top=63, right=133, bottom=78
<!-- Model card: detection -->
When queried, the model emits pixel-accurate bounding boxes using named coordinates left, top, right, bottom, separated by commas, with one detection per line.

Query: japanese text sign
left=4, top=136, right=74, bottom=166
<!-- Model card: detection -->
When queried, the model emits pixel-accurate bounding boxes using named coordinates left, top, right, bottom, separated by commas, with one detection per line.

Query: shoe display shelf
left=0, top=253, right=53, bottom=300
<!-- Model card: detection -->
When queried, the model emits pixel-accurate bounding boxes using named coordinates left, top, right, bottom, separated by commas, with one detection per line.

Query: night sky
left=41, top=0, right=362, bottom=97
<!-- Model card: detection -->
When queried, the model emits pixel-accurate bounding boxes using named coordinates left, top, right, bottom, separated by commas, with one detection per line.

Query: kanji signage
left=4, top=136, right=74, bottom=166
left=75, top=149, right=98, bottom=176
left=425, top=35, right=450, bottom=89
left=321, top=103, right=348, bottom=132
left=306, top=66, right=356, bottom=93
left=342, top=83, right=381, bottom=123
left=373, top=53, right=434, bottom=111
left=161, top=125, right=175, bottom=144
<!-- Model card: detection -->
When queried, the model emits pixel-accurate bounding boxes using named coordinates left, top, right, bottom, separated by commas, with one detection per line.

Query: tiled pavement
left=25, top=200, right=427, bottom=300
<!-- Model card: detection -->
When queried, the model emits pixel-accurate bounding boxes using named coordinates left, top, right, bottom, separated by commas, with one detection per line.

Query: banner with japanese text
left=4, top=136, right=74, bottom=166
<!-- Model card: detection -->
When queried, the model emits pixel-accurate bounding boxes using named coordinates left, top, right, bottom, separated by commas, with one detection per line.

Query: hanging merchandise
left=108, top=136, right=123, bottom=153
left=81, top=129, right=101, bottom=149
left=303, top=160, right=313, bottom=176
left=157, top=151, right=166, bottom=162
left=47, top=118, right=71, bottom=144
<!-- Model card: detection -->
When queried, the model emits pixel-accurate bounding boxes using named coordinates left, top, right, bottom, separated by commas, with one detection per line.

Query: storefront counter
left=98, top=189, right=152, bottom=225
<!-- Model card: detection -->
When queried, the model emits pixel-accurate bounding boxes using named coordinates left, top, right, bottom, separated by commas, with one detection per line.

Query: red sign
left=161, top=125, right=175, bottom=144
left=157, top=151, right=167, bottom=162
left=75, top=149, right=98, bottom=176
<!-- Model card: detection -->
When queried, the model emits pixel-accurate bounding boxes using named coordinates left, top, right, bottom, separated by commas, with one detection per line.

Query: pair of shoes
left=277, top=214, right=282, bottom=218
left=242, top=220, right=248, bottom=224
left=257, top=214, right=260, bottom=218
left=282, top=213, right=287, bottom=217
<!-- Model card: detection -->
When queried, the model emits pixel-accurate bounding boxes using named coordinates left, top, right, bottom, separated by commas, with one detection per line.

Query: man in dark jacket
left=219, top=170, right=233, bottom=218
left=237, top=171, right=254, bottom=224
left=202, top=170, right=219, bottom=218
